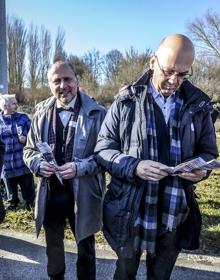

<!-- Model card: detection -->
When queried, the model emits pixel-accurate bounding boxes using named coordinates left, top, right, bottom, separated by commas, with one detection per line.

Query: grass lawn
left=196, top=169, right=220, bottom=254
left=1, top=138, right=220, bottom=255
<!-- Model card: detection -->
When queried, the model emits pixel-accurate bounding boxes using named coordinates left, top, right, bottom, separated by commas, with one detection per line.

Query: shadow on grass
left=199, top=199, right=220, bottom=209
left=180, top=210, right=220, bottom=256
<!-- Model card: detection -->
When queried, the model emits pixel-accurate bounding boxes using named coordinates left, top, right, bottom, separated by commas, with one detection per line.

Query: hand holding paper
left=178, top=169, right=207, bottom=182
left=160, top=157, right=220, bottom=175
left=36, top=141, right=63, bottom=185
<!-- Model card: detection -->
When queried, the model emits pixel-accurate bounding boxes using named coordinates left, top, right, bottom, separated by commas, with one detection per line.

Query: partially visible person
left=211, top=102, right=220, bottom=124
left=95, top=34, right=218, bottom=280
left=0, top=132, right=5, bottom=223
left=23, top=61, right=106, bottom=280
left=0, top=94, right=35, bottom=211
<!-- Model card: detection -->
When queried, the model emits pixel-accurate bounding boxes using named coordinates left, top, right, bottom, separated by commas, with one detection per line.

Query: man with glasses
left=95, top=34, right=218, bottom=279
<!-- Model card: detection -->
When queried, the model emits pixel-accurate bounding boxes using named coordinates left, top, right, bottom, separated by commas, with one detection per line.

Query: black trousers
left=43, top=189, right=96, bottom=280
left=4, top=173, right=35, bottom=207
left=114, top=227, right=180, bottom=280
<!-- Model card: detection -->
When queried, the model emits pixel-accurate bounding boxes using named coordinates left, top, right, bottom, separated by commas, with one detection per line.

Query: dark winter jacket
left=95, top=70, right=219, bottom=257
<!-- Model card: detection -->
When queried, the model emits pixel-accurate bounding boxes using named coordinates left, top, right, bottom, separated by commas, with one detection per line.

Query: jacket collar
left=35, top=90, right=103, bottom=117
left=117, top=70, right=152, bottom=102
left=79, top=91, right=104, bottom=116
left=119, top=69, right=212, bottom=112
left=180, top=80, right=211, bottom=112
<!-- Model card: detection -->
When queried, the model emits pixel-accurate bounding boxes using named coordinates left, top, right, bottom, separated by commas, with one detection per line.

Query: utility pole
left=0, top=0, right=8, bottom=94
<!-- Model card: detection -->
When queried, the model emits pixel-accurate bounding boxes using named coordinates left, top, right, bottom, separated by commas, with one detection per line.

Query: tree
left=7, top=16, right=27, bottom=96
left=66, top=54, right=98, bottom=100
left=53, top=26, right=67, bottom=62
left=187, top=10, right=220, bottom=101
left=98, top=47, right=152, bottom=107
left=116, top=47, right=151, bottom=85
left=83, top=49, right=104, bottom=84
left=28, top=24, right=40, bottom=89
left=187, top=10, right=220, bottom=59
left=39, top=26, right=52, bottom=87
left=191, top=58, right=220, bottom=102
left=104, top=49, right=123, bottom=81
left=67, top=54, right=91, bottom=79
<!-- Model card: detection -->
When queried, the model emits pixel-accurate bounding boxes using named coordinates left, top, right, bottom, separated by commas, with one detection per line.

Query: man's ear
left=149, top=55, right=156, bottom=71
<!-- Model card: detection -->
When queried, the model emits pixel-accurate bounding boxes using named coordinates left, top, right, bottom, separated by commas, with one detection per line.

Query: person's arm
left=57, top=154, right=105, bottom=179
left=17, top=113, right=31, bottom=144
left=24, top=123, right=56, bottom=178
left=23, top=114, right=48, bottom=176
left=20, top=113, right=32, bottom=134
left=196, top=112, right=219, bottom=161
left=95, top=99, right=139, bottom=182
left=179, top=111, right=218, bottom=182
left=211, top=105, right=220, bottom=124
left=95, top=99, right=168, bottom=182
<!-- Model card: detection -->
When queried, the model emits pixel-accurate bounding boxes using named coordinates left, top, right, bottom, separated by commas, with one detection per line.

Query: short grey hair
left=47, top=61, right=77, bottom=82
left=0, top=94, right=16, bottom=111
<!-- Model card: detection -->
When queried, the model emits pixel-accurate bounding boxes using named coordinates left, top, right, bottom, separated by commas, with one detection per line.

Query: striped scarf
left=133, top=91, right=188, bottom=255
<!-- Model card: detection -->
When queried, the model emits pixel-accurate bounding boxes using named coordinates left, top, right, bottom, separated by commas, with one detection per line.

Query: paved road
left=0, top=229, right=220, bottom=280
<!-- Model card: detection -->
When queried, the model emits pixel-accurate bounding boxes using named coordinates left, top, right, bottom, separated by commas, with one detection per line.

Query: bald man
left=95, top=34, right=218, bottom=280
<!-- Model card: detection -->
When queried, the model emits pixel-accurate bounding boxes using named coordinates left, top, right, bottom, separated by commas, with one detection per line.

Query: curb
left=1, top=228, right=220, bottom=272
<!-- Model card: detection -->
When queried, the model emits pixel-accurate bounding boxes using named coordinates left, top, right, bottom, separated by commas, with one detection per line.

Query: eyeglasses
left=155, top=56, right=193, bottom=80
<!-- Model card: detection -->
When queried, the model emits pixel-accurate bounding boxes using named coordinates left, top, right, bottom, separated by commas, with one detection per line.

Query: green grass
left=195, top=135, right=220, bottom=255
left=196, top=169, right=220, bottom=254
left=1, top=208, right=36, bottom=232
left=1, top=138, right=220, bottom=254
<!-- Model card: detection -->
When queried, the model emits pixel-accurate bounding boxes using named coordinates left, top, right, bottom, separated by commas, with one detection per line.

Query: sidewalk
left=0, top=228, right=220, bottom=280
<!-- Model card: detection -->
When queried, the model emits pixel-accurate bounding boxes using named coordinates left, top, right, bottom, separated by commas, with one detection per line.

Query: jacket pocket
left=103, top=190, right=130, bottom=246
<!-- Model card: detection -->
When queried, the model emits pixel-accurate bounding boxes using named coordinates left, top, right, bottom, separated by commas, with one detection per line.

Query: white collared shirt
left=56, top=97, right=76, bottom=127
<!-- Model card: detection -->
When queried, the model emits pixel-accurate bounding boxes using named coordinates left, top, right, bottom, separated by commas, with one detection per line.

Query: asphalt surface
left=0, top=228, right=220, bottom=280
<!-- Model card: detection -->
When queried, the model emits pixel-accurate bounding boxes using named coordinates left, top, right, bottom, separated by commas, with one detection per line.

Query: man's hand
left=135, top=160, right=168, bottom=181
left=57, top=162, right=76, bottom=179
left=178, top=169, right=207, bottom=182
left=39, top=161, right=56, bottom=177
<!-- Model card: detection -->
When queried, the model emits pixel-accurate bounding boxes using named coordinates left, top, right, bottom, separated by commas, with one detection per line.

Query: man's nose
left=168, top=74, right=178, bottom=83
left=60, top=79, right=66, bottom=88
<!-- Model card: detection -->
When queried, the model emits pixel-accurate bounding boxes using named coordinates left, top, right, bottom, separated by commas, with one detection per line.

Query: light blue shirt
left=148, top=81, right=176, bottom=124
